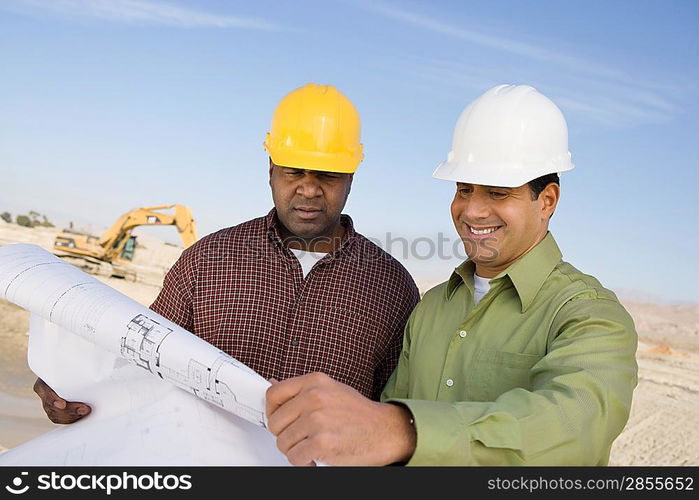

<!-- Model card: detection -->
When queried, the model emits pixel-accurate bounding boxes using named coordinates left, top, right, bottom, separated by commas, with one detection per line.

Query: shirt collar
left=265, top=208, right=358, bottom=258
left=446, top=232, right=562, bottom=312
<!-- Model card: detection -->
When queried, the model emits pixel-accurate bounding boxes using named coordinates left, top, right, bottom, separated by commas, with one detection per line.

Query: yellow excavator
left=53, top=204, right=197, bottom=280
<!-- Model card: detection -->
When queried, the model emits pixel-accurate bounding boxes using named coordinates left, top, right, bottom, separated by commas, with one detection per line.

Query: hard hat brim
left=266, top=145, right=363, bottom=174
left=432, top=159, right=574, bottom=188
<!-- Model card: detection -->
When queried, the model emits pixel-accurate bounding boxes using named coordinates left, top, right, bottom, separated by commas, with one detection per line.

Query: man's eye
left=490, top=191, right=507, bottom=198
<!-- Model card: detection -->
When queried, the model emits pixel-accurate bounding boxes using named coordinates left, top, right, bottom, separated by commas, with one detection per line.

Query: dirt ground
left=609, top=301, right=699, bottom=465
left=1, top=221, right=698, bottom=464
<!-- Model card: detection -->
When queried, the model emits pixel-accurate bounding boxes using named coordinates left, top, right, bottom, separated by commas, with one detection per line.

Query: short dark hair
left=527, top=173, right=559, bottom=199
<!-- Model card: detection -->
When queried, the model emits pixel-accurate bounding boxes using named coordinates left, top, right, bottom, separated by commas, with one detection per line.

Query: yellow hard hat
left=263, top=83, right=364, bottom=174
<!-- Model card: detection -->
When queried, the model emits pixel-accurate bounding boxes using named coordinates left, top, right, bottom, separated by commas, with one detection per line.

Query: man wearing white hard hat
left=265, top=84, right=638, bottom=466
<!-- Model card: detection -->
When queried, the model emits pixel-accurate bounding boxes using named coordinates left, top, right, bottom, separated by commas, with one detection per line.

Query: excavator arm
left=98, top=204, right=198, bottom=262
left=54, top=204, right=198, bottom=270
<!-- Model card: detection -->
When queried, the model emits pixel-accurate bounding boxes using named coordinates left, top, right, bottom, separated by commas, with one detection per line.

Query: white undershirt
left=473, top=274, right=492, bottom=305
left=289, top=247, right=328, bottom=278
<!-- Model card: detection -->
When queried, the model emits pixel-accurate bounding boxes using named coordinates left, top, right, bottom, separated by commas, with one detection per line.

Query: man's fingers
left=45, top=402, right=91, bottom=424
left=266, top=372, right=326, bottom=420
left=33, top=377, right=55, bottom=399
left=42, top=401, right=72, bottom=424
left=34, top=377, right=67, bottom=410
left=40, top=394, right=91, bottom=424
left=61, top=401, right=91, bottom=418
left=34, top=377, right=67, bottom=407
left=266, top=391, right=310, bottom=437
left=265, top=377, right=303, bottom=418
left=285, top=436, right=323, bottom=467
left=34, top=377, right=92, bottom=412
left=273, top=408, right=318, bottom=455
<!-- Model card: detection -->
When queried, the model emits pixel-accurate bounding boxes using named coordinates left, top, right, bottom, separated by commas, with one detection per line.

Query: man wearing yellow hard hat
left=33, top=83, right=420, bottom=424
left=266, top=84, right=638, bottom=466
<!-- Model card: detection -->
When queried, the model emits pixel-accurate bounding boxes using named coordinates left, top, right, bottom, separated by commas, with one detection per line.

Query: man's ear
left=268, top=157, right=274, bottom=179
left=540, top=182, right=560, bottom=220
left=340, top=173, right=353, bottom=199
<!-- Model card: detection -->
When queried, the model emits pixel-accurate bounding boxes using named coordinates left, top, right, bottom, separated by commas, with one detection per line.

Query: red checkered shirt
left=150, top=209, right=420, bottom=400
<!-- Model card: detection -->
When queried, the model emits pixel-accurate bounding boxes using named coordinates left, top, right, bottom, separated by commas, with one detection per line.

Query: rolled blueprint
left=0, top=244, right=270, bottom=427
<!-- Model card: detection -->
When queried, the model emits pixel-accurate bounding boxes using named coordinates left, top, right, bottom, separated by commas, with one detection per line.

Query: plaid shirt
left=150, top=209, right=420, bottom=400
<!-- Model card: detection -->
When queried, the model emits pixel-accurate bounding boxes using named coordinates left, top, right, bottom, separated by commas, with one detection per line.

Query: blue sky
left=1, top=0, right=698, bottom=302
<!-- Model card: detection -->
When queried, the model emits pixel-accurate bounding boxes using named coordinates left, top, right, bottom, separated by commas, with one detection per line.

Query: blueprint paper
left=0, top=244, right=289, bottom=465
left=0, top=244, right=268, bottom=426
left=1, top=317, right=287, bottom=465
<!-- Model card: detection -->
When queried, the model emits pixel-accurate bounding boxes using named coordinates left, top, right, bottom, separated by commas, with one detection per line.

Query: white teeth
left=470, top=226, right=498, bottom=235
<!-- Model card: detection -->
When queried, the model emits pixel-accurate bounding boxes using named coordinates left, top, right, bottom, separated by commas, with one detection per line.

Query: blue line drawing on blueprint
left=122, top=314, right=266, bottom=426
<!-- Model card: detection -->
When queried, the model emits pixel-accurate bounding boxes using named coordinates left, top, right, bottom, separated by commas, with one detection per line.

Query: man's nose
left=296, top=174, right=323, bottom=198
left=462, top=193, right=491, bottom=220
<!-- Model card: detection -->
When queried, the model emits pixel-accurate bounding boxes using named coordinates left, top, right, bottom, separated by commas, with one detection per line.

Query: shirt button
left=446, top=379, right=454, bottom=387
left=291, top=340, right=299, bottom=346
left=459, top=330, right=467, bottom=338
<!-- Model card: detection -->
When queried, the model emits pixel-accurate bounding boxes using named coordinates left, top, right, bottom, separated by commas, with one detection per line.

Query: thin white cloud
left=355, top=0, right=688, bottom=127
left=365, top=1, right=624, bottom=80
left=367, top=54, right=677, bottom=127
left=7, top=0, right=285, bottom=30
left=553, top=96, right=667, bottom=128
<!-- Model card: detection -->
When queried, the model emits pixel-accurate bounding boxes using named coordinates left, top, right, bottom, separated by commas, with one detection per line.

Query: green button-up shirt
left=382, top=232, right=638, bottom=465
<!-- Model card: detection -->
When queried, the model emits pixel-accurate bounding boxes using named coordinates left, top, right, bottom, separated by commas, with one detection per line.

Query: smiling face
left=269, top=161, right=353, bottom=252
left=451, top=182, right=559, bottom=278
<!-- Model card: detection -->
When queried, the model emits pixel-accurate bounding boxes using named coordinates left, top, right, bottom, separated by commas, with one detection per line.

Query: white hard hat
left=433, top=84, right=574, bottom=187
